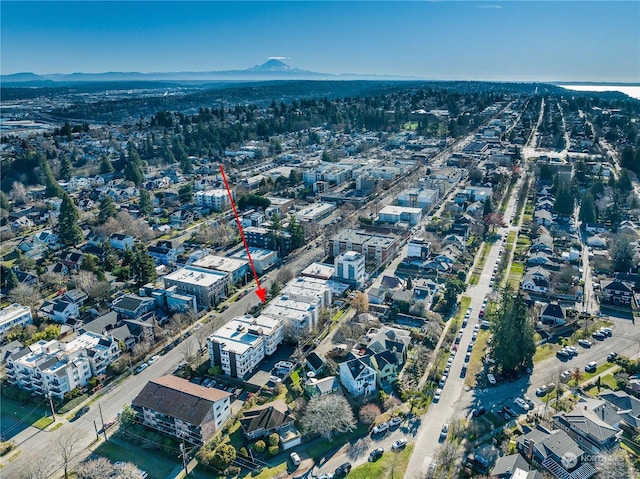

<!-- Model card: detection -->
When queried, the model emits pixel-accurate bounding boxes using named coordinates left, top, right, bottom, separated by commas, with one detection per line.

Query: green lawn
left=239, top=463, right=287, bottom=479
left=348, top=444, right=414, bottom=479
left=304, top=425, right=369, bottom=459
left=506, top=231, right=516, bottom=245
left=93, top=440, right=179, bottom=479
left=583, top=363, right=617, bottom=382
left=507, top=262, right=525, bottom=289
left=456, top=296, right=471, bottom=320
left=533, top=344, right=558, bottom=363
left=465, top=329, right=491, bottom=388
left=599, top=373, right=619, bottom=390
left=0, top=396, right=52, bottom=430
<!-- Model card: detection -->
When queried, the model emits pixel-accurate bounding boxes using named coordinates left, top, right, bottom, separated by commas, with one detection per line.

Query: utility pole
left=46, top=391, right=56, bottom=420
left=180, top=441, right=189, bottom=476
left=98, top=403, right=108, bottom=441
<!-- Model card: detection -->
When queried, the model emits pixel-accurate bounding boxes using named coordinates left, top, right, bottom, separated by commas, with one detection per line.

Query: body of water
left=559, top=84, right=640, bottom=100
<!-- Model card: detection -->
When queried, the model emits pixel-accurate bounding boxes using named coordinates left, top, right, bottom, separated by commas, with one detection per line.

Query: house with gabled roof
left=239, top=399, right=299, bottom=449
left=491, top=453, right=542, bottom=479
left=304, top=376, right=341, bottom=398
left=540, top=303, right=566, bottom=325
left=339, top=355, right=377, bottom=397
left=598, top=390, right=640, bottom=434
left=553, top=399, right=621, bottom=453
left=305, top=351, right=324, bottom=375
left=521, top=274, right=549, bottom=294
left=39, top=299, right=79, bottom=323
left=600, top=280, right=636, bottom=307
left=112, top=294, right=156, bottom=319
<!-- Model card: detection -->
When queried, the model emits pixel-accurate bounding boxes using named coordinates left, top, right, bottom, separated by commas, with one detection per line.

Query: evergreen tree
left=59, top=156, right=73, bottom=182
left=59, top=193, right=83, bottom=246
left=5, top=268, right=19, bottom=290
left=579, top=192, right=597, bottom=224
left=98, top=196, right=118, bottom=224
left=286, top=215, right=305, bottom=250
left=132, top=244, right=157, bottom=285
left=123, top=147, right=144, bottom=186
left=489, top=287, right=536, bottom=372
left=553, top=180, right=574, bottom=217
left=406, top=277, right=413, bottom=290
left=101, top=241, right=118, bottom=271
left=483, top=198, right=493, bottom=217
left=99, top=156, right=114, bottom=174
left=178, top=184, right=193, bottom=204
left=138, top=190, right=153, bottom=216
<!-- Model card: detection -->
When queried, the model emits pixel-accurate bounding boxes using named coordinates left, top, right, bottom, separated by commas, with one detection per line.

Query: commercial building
left=208, top=315, right=284, bottom=379
left=0, top=304, right=32, bottom=340
left=376, top=205, right=422, bottom=226
left=163, top=266, right=230, bottom=309
left=397, top=188, right=438, bottom=211
left=294, top=202, right=336, bottom=223
left=132, top=375, right=232, bottom=446
left=334, top=251, right=366, bottom=285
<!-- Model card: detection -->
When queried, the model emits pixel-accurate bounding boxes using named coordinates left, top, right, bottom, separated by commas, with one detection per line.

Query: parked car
left=391, top=438, right=408, bottom=450
left=434, top=388, right=442, bottom=402
left=472, top=406, right=487, bottom=418
left=487, top=373, right=496, bottom=385
left=438, top=376, right=447, bottom=388
left=372, top=422, right=389, bottom=434
left=514, top=397, right=530, bottom=411
left=290, top=452, right=301, bottom=466
left=501, top=406, right=517, bottom=418
left=560, top=369, right=572, bottom=382
left=536, top=385, right=549, bottom=396
left=585, top=361, right=597, bottom=373
left=440, top=423, right=449, bottom=440
left=148, top=355, right=159, bottom=364
left=578, top=339, right=592, bottom=348
left=607, top=352, right=618, bottom=362
left=73, top=406, right=90, bottom=420
left=334, top=462, right=352, bottom=477
left=600, top=327, right=612, bottom=337
left=317, top=474, right=334, bottom=479
left=134, top=363, right=149, bottom=374
left=369, top=448, right=384, bottom=462
left=556, top=349, right=571, bottom=359
left=275, top=361, right=294, bottom=370
left=388, top=416, right=402, bottom=428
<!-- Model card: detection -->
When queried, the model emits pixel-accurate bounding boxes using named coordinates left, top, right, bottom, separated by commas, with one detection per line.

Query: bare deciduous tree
left=9, top=284, right=41, bottom=317
left=10, top=181, right=28, bottom=205
left=75, top=457, right=116, bottom=479
left=39, top=271, right=66, bottom=290
left=595, top=452, right=634, bottom=478
left=73, top=270, right=97, bottom=295
left=358, top=403, right=381, bottom=425
left=301, top=394, right=356, bottom=441
left=15, top=451, right=58, bottom=479
left=54, top=428, right=84, bottom=479
left=434, top=440, right=459, bottom=474
left=276, top=267, right=294, bottom=286
left=352, top=292, right=369, bottom=314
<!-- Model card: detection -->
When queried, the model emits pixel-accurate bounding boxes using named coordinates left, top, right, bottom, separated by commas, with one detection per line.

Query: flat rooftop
left=164, top=267, right=228, bottom=287
left=192, top=255, right=248, bottom=273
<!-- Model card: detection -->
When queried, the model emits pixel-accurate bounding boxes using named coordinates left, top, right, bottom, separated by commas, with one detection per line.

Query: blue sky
left=1, top=1, right=639, bottom=82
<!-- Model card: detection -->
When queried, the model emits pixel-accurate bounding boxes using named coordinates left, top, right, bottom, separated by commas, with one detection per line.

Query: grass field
left=533, top=343, right=558, bottom=363
left=464, top=329, right=491, bottom=388
left=304, top=425, right=369, bottom=460
left=93, top=440, right=179, bottom=479
left=0, top=396, right=52, bottom=431
left=239, top=463, right=288, bottom=479
left=507, top=262, right=525, bottom=289
left=348, top=444, right=414, bottom=479
left=583, top=363, right=617, bottom=382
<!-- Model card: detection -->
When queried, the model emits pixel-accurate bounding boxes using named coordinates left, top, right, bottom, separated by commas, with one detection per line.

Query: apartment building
left=0, top=304, right=32, bottom=340
left=163, top=266, right=230, bottom=309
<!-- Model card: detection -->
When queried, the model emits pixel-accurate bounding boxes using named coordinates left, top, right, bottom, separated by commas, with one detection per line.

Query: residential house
left=147, top=240, right=183, bottom=266
left=490, top=453, right=542, bottom=479
left=112, top=294, right=156, bottom=319
left=599, top=390, right=640, bottom=434
left=534, top=210, right=553, bottom=227
left=553, top=403, right=621, bottom=453
left=305, top=352, right=325, bottom=375
left=339, top=355, right=377, bottom=397
left=515, top=427, right=596, bottom=479
left=239, top=399, right=300, bottom=450
left=131, top=375, right=232, bottom=446
left=521, top=274, right=549, bottom=294
left=46, top=262, right=69, bottom=276
left=540, top=303, right=566, bottom=325
left=39, top=299, right=79, bottom=323
left=63, top=289, right=89, bottom=305
left=109, top=233, right=135, bottom=251
left=304, top=376, right=341, bottom=398
left=600, top=280, right=636, bottom=307
left=62, top=250, right=84, bottom=271
left=11, top=216, right=34, bottom=232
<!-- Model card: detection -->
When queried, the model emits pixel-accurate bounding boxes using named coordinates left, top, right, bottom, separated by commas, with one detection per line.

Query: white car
left=391, top=438, right=408, bottom=450
left=290, top=452, right=301, bottom=466
left=275, top=361, right=294, bottom=370
left=487, top=373, right=496, bottom=385
left=438, top=376, right=447, bottom=388
left=148, top=355, right=159, bottom=364
left=434, top=388, right=442, bottom=402
left=440, top=423, right=449, bottom=439
left=372, top=422, right=389, bottom=434
left=514, top=397, right=530, bottom=411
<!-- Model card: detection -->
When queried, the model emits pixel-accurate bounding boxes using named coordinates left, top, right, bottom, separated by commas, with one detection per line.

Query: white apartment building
left=281, top=276, right=332, bottom=310
left=6, top=339, right=93, bottom=400
left=334, top=251, right=366, bottom=285
left=66, top=331, right=121, bottom=376
left=0, top=304, right=32, bottom=340
left=208, top=315, right=284, bottom=379
left=194, top=189, right=234, bottom=211
left=163, top=266, right=230, bottom=308
left=263, top=297, right=317, bottom=334
left=376, top=205, right=422, bottom=226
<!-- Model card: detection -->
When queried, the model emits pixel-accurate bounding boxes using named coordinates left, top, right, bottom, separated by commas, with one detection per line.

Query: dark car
left=472, top=406, right=487, bottom=418
left=368, top=448, right=384, bottom=462
left=73, top=406, right=90, bottom=420
left=334, top=462, right=352, bottom=477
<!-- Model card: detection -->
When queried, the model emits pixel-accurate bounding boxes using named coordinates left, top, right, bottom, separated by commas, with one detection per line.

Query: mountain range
left=1, top=59, right=419, bottom=85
